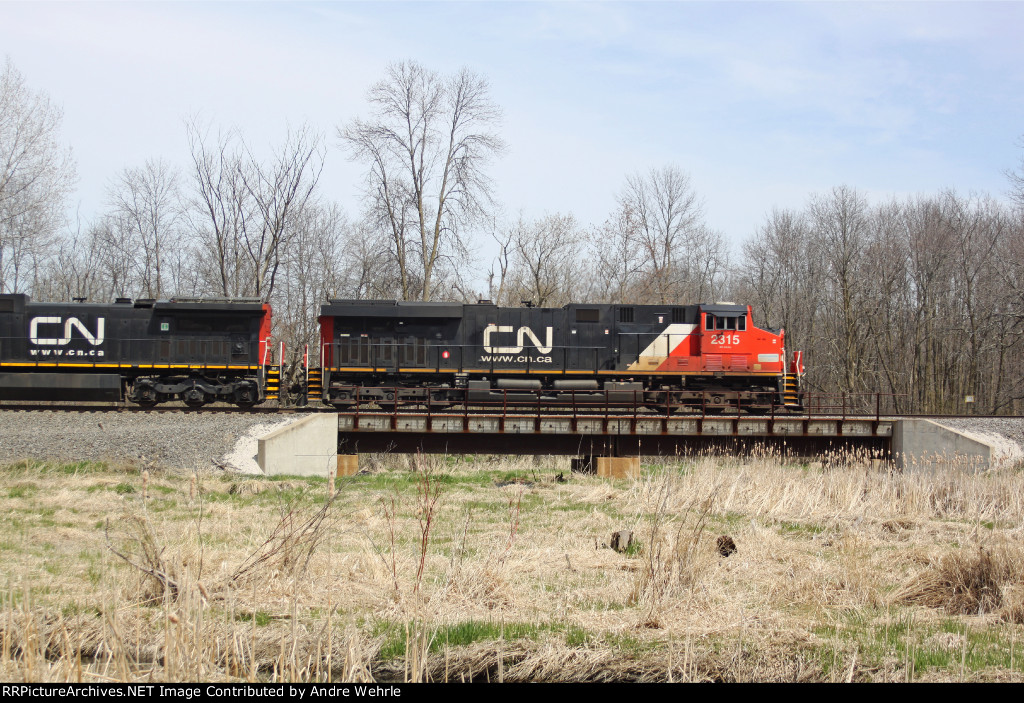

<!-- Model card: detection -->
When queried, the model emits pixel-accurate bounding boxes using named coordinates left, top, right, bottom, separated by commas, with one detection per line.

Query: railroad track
left=0, top=400, right=1018, bottom=421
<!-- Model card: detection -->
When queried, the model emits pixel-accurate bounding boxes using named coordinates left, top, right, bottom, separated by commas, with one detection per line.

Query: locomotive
left=0, top=294, right=279, bottom=407
left=0, top=294, right=804, bottom=412
left=317, top=299, right=804, bottom=412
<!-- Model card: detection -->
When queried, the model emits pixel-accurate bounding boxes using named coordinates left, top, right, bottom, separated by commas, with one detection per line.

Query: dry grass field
left=2, top=449, right=1024, bottom=682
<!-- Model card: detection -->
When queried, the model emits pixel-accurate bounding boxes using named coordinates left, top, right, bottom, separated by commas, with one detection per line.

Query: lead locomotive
left=317, top=299, right=804, bottom=412
left=0, top=294, right=277, bottom=407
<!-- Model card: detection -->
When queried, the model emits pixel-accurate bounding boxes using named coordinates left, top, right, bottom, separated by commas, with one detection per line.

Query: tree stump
left=611, top=530, right=635, bottom=553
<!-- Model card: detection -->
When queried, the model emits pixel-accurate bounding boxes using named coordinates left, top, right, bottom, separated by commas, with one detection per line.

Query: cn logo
left=483, top=323, right=553, bottom=354
left=29, top=317, right=106, bottom=346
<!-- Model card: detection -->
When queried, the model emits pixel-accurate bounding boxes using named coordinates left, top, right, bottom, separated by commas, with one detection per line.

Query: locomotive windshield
left=706, top=314, right=746, bottom=331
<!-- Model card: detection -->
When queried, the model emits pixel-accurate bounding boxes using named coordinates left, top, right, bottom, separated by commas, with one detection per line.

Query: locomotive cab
left=699, top=304, right=784, bottom=375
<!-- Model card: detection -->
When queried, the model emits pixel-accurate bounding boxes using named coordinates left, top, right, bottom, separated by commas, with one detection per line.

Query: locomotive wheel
left=182, top=387, right=207, bottom=408
left=428, top=391, right=452, bottom=409
left=233, top=384, right=258, bottom=408
left=702, top=397, right=730, bottom=415
left=130, top=382, right=160, bottom=408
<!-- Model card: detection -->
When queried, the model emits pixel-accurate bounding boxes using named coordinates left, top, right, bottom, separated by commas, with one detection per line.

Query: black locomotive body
left=0, top=294, right=275, bottom=407
left=318, top=299, right=803, bottom=411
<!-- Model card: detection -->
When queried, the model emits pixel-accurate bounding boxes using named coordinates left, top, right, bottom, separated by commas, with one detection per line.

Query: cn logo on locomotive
left=29, top=316, right=106, bottom=346
left=482, top=324, right=554, bottom=354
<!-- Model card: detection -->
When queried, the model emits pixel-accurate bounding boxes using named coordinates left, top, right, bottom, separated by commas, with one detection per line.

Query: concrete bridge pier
left=571, top=455, right=641, bottom=478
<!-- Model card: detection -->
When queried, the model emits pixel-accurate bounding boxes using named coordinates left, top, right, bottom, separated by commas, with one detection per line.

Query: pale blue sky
left=2, top=1, right=1022, bottom=259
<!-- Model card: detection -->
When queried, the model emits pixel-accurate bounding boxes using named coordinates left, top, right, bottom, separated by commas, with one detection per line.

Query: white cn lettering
left=29, top=317, right=62, bottom=345
left=30, top=317, right=105, bottom=346
left=483, top=323, right=553, bottom=354
left=517, top=326, right=553, bottom=354
left=483, top=324, right=517, bottom=353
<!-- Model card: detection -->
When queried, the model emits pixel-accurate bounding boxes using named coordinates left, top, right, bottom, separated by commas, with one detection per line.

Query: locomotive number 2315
left=709, top=334, right=741, bottom=345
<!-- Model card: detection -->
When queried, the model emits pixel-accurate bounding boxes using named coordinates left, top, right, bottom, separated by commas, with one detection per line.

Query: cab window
left=706, top=314, right=747, bottom=331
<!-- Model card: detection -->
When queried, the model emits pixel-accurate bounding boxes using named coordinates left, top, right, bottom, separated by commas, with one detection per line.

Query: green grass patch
left=1, top=459, right=110, bottom=477
left=777, top=520, right=825, bottom=537
left=814, top=608, right=1024, bottom=679
left=708, top=511, right=746, bottom=530
left=235, top=611, right=274, bottom=627
left=434, top=620, right=543, bottom=649
left=372, top=619, right=600, bottom=659
left=85, top=564, right=103, bottom=586
left=7, top=482, right=38, bottom=499
left=622, top=539, right=644, bottom=557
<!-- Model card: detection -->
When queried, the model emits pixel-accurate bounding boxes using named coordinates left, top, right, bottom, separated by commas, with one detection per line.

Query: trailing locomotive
left=317, top=299, right=804, bottom=412
left=0, top=294, right=279, bottom=407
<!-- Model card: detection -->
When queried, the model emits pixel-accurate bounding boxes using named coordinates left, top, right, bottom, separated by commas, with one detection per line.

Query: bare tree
left=107, top=158, right=182, bottom=298
left=240, top=124, right=325, bottom=298
left=0, top=57, right=76, bottom=292
left=485, top=218, right=514, bottom=304
left=739, top=208, right=819, bottom=342
left=186, top=122, right=252, bottom=297
left=734, top=187, right=1024, bottom=415
left=340, top=60, right=505, bottom=301
left=34, top=216, right=125, bottom=303
left=273, top=201, right=364, bottom=370
left=186, top=119, right=325, bottom=300
left=591, top=203, right=645, bottom=304
left=493, top=213, right=585, bottom=307
left=809, top=185, right=872, bottom=393
left=1007, top=137, right=1024, bottom=210
left=602, top=166, right=726, bottom=304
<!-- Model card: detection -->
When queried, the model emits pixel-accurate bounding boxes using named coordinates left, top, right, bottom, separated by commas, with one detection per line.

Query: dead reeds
left=3, top=448, right=1024, bottom=682
left=894, top=542, right=1024, bottom=618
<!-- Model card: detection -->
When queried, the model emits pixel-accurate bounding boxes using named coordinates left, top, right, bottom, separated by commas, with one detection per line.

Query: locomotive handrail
left=317, top=384, right=908, bottom=421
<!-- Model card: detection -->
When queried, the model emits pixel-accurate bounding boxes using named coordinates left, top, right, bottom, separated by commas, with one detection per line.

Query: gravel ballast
left=0, top=410, right=298, bottom=473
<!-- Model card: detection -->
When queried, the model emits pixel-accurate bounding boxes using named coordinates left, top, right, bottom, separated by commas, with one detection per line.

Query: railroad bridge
left=264, top=410, right=1000, bottom=481
left=254, top=392, right=996, bottom=477
left=333, top=411, right=892, bottom=457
